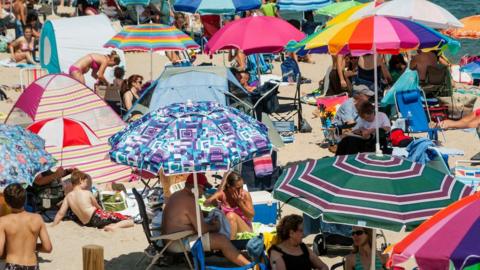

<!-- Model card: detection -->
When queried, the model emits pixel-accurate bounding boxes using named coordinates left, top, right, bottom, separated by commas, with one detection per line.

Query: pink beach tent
left=4, top=74, right=131, bottom=184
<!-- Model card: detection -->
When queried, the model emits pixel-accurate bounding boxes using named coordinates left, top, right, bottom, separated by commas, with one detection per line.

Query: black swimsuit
left=269, top=243, right=313, bottom=270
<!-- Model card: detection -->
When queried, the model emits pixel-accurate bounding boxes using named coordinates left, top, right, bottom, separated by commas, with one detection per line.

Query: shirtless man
left=53, top=170, right=133, bottom=232
left=12, top=0, right=26, bottom=39
left=162, top=173, right=250, bottom=266
left=410, top=50, right=438, bottom=82
left=0, top=183, right=52, bottom=270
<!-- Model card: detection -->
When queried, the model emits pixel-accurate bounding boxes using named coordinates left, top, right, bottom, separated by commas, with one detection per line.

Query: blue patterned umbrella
left=109, top=101, right=272, bottom=175
left=0, top=124, right=57, bottom=188
left=173, top=0, right=261, bottom=14
left=277, top=0, right=331, bottom=11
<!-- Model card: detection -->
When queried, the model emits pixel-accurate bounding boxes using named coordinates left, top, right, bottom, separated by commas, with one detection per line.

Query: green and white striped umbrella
left=273, top=153, right=473, bottom=231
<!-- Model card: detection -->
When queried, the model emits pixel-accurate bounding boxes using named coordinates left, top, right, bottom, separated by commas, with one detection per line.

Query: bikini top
left=89, top=54, right=101, bottom=72
left=354, top=253, right=384, bottom=270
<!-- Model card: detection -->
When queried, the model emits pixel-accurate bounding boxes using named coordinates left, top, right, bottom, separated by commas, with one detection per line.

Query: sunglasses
left=351, top=230, right=366, bottom=236
left=136, top=80, right=143, bottom=84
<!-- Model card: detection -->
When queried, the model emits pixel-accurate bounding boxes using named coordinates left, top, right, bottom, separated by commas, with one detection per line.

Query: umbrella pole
left=371, top=228, right=377, bottom=270
left=255, top=54, right=262, bottom=86
left=150, top=49, right=153, bottom=81
left=193, top=173, right=202, bottom=238
left=373, top=50, right=381, bottom=155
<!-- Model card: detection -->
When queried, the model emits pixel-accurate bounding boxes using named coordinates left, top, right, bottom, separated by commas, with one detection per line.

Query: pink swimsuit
left=69, top=54, right=100, bottom=76
left=475, top=108, right=480, bottom=117
left=220, top=191, right=252, bottom=228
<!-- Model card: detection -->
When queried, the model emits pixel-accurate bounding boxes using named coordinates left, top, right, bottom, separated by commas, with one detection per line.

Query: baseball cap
left=353, top=84, right=374, bottom=97
left=186, top=173, right=211, bottom=188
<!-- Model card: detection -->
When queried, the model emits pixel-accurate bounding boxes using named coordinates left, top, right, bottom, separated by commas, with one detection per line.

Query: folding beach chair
left=422, top=64, right=453, bottom=98
left=394, top=88, right=444, bottom=141
left=20, top=67, right=48, bottom=90
left=454, top=160, right=480, bottom=191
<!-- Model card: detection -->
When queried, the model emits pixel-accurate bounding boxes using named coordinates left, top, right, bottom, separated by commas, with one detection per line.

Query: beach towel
left=406, top=138, right=436, bottom=164
left=205, top=208, right=230, bottom=239
left=253, top=154, right=274, bottom=177
left=0, top=58, right=36, bottom=68
left=381, top=69, right=419, bottom=106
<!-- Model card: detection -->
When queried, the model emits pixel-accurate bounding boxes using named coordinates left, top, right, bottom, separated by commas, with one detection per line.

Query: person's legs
left=441, top=112, right=479, bottom=129
left=104, top=219, right=134, bottom=232
left=225, top=212, right=251, bottom=239
left=208, top=233, right=250, bottom=266
left=24, top=52, right=36, bottom=64
left=71, top=70, right=86, bottom=84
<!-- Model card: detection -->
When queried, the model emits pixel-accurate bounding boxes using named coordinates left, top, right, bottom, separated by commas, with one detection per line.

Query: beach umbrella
left=205, top=16, right=305, bottom=55
left=117, top=0, right=150, bottom=25
left=109, top=101, right=272, bottom=237
left=303, top=15, right=453, bottom=153
left=173, top=0, right=261, bottom=14
left=0, top=124, right=57, bottom=188
left=391, top=192, right=480, bottom=270
left=276, top=0, right=331, bottom=11
left=104, top=24, right=199, bottom=79
left=444, top=15, right=480, bottom=39
left=314, top=0, right=362, bottom=17
left=27, top=117, right=101, bottom=166
left=352, top=0, right=463, bottom=30
left=273, top=153, right=473, bottom=231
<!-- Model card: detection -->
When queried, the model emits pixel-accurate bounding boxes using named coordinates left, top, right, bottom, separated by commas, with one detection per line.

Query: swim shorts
left=166, top=233, right=210, bottom=253
left=5, top=263, right=39, bottom=270
left=85, top=208, right=128, bottom=229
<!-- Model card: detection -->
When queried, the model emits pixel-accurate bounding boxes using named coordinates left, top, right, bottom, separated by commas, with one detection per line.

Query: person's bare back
left=63, top=189, right=98, bottom=225
left=12, top=0, right=26, bottom=24
left=162, top=189, right=196, bottom=235
left=0, top=211, right=52, bottom=267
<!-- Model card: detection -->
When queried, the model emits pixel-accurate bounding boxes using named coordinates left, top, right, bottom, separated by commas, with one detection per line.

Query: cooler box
left=251, top=191, right=277, bottom=225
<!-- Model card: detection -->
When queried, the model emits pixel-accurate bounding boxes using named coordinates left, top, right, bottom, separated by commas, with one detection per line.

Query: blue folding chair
left=190, top=238, right=268, bottom=270
left=394, top=88, right=443, bottom=141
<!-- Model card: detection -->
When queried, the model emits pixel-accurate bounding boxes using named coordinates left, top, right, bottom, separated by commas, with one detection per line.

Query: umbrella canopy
left=273, top=153, right=473, bottom=231
left=104, top=24, right=199, bottom=52
left=27, top=117, right=100, bottom=148
left=391, top=192, right=480, bottom=270
left=173, top=0, right=261, bottom=14
left=109, top=101, right=272, bottom=175
left=315, top=0, right=362, bottom=17
left=205, top=16, right=305, bottom=55
left=277, top=0, right=331, bottom=11
left=305, top=15, right=452, bottom=55
left=0, top=124, right=57, bottom=187
left=444, top=15, right=480, bottom=39
left=353, top=0, right=463, bottom=30
left=117, top=0, right=149, bottom=7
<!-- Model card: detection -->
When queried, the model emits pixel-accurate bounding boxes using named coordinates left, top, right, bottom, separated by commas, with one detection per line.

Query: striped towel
left=253, top=154, right=273, bottom=177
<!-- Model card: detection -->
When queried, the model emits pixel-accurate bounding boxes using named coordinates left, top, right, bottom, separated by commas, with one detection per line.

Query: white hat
left=353, top=84, right=374, bottom=97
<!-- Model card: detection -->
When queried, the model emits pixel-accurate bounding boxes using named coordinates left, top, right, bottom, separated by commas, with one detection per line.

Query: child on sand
left=53, top=170, right=133, bottom=232
left=0, top=183, right=53, bottom=270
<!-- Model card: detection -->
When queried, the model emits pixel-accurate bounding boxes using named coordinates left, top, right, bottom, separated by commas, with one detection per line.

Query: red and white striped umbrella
left=27, top=117, right=100, bottom=148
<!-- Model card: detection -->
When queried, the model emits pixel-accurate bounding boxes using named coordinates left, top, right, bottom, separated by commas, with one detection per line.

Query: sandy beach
left=0, top=51, right=479, bottom=270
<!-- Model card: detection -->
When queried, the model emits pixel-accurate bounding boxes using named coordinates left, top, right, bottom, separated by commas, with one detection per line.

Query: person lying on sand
left=0, top=183, right=52, bottom=270
left=52, top=169, right=133, bottom=232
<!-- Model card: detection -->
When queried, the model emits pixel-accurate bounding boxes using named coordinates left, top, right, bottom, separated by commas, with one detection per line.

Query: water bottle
left=406, top=111, right=413, bottom=132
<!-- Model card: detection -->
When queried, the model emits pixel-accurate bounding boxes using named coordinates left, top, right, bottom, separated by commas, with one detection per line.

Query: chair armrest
left=150, top=230, right=194, bottom=241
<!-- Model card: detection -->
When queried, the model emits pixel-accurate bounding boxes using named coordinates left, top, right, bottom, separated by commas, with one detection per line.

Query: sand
left=0, top=52, right=478, bottom=270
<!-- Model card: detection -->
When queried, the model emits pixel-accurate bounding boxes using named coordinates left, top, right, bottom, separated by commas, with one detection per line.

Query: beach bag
left=0, top=36, right=8, bottom=53
left=100, top=191, right=127, bottom=212
left=253, top=154, right=274, bottom=177
left=390, top=128, right=413, bottom=147
left=281, top=57, right=300, bottom=82
left=246, top=234, right=265, bottom=262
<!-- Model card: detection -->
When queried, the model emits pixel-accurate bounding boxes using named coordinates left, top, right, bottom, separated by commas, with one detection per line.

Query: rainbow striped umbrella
left=273, top=153, right=473, bottom=232
left=104, top=24, right=199, bottom=52
left=391, top=192, right=480, bottom=270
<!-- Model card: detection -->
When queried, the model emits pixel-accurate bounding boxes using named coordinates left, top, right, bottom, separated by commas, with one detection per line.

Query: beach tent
left=39, top=14, right=125, bottom=89
left=4, top=74, right=131, bottom=184
left=125, top=65, right=251, bottom=119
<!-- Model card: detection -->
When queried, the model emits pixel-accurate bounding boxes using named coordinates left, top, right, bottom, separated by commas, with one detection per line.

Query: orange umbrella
left=444, top=15, right=480, bottom=39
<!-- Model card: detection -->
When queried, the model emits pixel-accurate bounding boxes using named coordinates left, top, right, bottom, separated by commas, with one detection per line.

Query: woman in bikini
left=69, top=51, right=121, bottom=85
left=344, top=226, right=388, bottom=270
left=121, top=74, right=143, bottom=111
left=8, top=25, right=35, bottom=64
left=204, top=172, right=254, bottom=240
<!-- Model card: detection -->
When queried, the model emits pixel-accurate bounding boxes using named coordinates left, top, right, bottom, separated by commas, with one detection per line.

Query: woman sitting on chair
left=121, top=74, right=143, bottom=111
left=269, top=214, right=328, bottom=270
left=69, top=51, right=121, bottom=85
left=344, top=226, right=388, bottom=270
left=204, top=172, right=254, bottom=240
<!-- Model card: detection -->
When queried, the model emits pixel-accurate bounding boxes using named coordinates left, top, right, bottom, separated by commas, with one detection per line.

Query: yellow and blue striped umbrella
left=104, top=24, right=199, bottom=52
